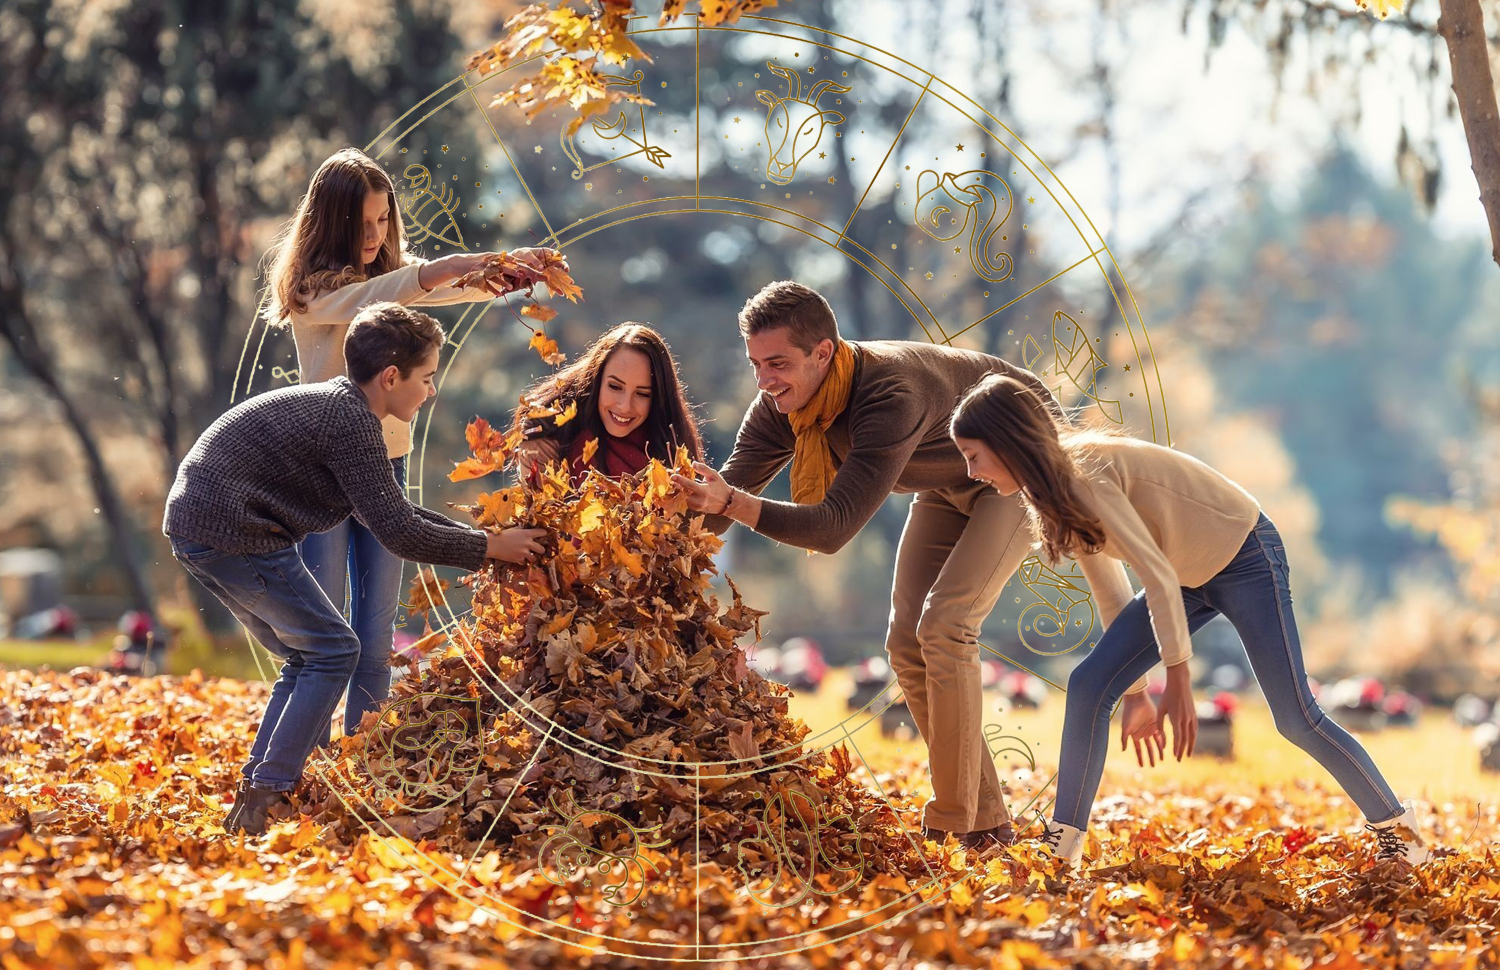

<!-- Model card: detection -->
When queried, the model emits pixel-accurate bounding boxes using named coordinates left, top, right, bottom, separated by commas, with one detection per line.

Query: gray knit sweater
left=163, top=377, right=488, bottom=571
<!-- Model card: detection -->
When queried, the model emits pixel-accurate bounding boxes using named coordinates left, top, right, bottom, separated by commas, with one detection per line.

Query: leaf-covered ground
left=3, top=665, right=1499, bottom=970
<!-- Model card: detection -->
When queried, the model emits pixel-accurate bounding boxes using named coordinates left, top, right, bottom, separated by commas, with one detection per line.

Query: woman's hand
left=1119, top=690, right=1167, bottom=767
left=1155, top=662, right=1198, bottom=760
left=515, top=437, right=560, bottom=478
left=670, top=461, right=731, bottom=514
left=485, top=526, right=547, bottom=564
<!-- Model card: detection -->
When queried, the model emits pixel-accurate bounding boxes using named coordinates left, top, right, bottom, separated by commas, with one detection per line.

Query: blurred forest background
left=0, top=0, right=1496, bottom=700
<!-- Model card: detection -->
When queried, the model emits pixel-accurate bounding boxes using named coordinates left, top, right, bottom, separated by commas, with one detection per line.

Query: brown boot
left=961, top=820, right=1017, bottom=852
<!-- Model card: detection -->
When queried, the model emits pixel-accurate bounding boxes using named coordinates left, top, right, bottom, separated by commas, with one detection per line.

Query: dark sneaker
left=221, top=779, right=251, bottom=833
left=228, top=784, right=291, bottom=837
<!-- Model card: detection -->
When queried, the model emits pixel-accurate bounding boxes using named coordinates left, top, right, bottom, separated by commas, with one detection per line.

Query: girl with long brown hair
left=262, top=147, right=557, bottom=739
left=514, top=323, right=704, bottom=484
left=949, top=374, right=1430, bottom=868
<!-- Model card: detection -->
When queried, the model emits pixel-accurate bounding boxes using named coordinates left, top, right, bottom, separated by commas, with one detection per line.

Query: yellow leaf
left=554, top=400, right=578, bottom=427
left=580, top=436, right=600, bottom=466
left=449, top=457, right=499, bottom=482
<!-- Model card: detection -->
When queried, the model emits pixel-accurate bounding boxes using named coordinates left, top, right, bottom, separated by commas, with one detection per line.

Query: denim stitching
left=1063, top=633, right=1160, bottom=827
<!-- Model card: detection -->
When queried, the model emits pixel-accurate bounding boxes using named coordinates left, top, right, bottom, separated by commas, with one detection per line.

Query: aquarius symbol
left=399, top=165, right=465, bottom=250
left=270, top=365, right=299, bottom=385
left=561, top=71, right=672, bottom=179
left=983, top=726, right=1037, bottom=772
left=914, top=169, right=1015, bottom=283
left=755, top=61, right=850, bottom=185
left=358, top=692, right=482, bottom=811
left=735, top=788, right=864, bottom=909
left=1022, top=311, right=1123, bottom=424
left=1017, top=556, right=1095, bottom=656
left=537, top=789, right=671, bottom=907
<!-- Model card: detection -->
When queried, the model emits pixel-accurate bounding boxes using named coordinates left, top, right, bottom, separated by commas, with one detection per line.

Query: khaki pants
left=885, top=482, right=1033, bottom=833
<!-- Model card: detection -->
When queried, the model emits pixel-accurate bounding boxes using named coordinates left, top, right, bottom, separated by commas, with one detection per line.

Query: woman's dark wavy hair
left=950, top=374, right=1111, bottom=563
left=511, top=323, right=705, bottom=466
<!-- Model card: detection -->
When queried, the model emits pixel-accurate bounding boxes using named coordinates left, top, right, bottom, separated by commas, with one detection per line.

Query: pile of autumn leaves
left=300, top=442, right=930, bottom=886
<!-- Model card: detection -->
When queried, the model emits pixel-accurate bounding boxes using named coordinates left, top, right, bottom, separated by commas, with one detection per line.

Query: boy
left=164, top=302, right=544, bottom=836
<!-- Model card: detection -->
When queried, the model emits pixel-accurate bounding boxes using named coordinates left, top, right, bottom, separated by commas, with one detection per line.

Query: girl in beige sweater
left=950, top=374, right=1430, bottom=868
left=260, top=147, right=554, bottom=739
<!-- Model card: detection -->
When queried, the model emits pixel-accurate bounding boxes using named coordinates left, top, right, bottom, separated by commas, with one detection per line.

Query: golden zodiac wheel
left=231, top=14, right=1170, bottom=960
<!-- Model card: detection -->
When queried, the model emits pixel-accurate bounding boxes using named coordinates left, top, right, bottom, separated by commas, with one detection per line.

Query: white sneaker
left=1365, top=803, right=1431, bottom=865
left=1035, top=818, right=1085, bottom=867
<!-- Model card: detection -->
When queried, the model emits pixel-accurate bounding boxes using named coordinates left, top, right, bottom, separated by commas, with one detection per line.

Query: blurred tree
left=1182, top=0, right=1500, bottom=269
left=0, top=0, right=467, bottom=615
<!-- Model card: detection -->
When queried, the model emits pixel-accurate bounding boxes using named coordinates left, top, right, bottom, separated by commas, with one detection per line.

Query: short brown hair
left=737, top=280, right=839, bottom=353
left=344, top=301, right=445, bottom=383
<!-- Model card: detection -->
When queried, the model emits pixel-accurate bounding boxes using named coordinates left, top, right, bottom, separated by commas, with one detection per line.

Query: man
left=164, top=302, right=545, bottom=836
left=672, top=281, right=1059, bottom=849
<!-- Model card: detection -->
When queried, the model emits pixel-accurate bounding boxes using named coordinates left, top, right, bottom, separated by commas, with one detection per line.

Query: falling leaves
left=528, top=328, right=565, bottom=366
left=467, top=2, right=779, bottom=136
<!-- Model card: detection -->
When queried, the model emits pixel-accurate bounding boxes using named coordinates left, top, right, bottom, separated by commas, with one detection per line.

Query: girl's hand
left=1119, top=690, right=1167, bottom=767
left=670, top=461, right=732, bottom=514
left=485, top=527, right=547, bottom=564
left=516, top=437, right=560, bottom=478
left=1155, top=663, right=1198, bottom=760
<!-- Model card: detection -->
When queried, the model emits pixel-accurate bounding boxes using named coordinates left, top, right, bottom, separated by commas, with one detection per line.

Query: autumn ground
left=3, top=664, right=1499, bottom=970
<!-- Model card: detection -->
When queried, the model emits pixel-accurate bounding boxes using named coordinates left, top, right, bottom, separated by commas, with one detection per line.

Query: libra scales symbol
left=562, top=70, right=672, bottom=180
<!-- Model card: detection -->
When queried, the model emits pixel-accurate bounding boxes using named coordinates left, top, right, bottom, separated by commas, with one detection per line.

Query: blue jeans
left=299, top=456, right=407, bottom=737
left=169, top=536, right=359, bottom=793
left=1053, top=513, right=1404, bottom=829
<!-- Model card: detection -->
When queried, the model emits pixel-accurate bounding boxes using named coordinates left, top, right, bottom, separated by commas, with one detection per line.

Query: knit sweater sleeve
left=321, top=402, right=489, bottom=570
left=1077, top=473, right=1193, bottom=670
left=751, top=385, right=926, bottom=555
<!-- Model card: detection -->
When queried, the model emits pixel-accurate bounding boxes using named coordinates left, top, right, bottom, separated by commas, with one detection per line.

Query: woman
left=514, top=323, right=705, bottom=484
left=262, top=146, right=554, bottom=738
left=949, top=374, right=1430, bottom=868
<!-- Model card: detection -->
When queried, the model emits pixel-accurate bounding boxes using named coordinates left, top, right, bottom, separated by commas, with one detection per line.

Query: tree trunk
left=1438, top=0, right=1500, bottom=269
left=0, top=248, right=158, bottom=616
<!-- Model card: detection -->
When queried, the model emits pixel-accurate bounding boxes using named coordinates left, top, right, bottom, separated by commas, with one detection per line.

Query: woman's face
left=953, top=435, right=1021, bottom=495
left=361, top=189, right=389, bottom=267
left=597, top=346, right=653, bottom=438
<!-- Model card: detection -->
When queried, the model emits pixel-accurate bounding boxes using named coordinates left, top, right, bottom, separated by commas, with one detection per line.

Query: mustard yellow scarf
left=788, top=340, right=856, bottom=504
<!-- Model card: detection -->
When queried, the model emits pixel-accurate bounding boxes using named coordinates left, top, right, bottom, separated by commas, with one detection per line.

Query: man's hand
left=485, top=527, right=546, bottom=564
left=515, top=437, right=560, bottom=478
left=1155, top=662, right=1198, bottom=761
left=1119, top=690, right=1167, bottom=767
left=670, top=461, right=731, bottom=514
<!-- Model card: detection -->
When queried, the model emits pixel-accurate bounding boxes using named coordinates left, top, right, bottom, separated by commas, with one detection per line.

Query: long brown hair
left=512, top=323, right=705, bottom=465
left=950, top=374, right=1109, bottom=563
left=262, top=148, right=408, bottom=325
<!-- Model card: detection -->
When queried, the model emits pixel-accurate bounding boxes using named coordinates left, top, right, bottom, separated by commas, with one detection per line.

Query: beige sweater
left=1063, top=435, right=1261, bottom=692
left=289, top=261, right=495, bottom=458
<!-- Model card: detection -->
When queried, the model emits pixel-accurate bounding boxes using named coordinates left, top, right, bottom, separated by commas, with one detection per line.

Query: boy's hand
left=1155, top=663, right=1198, bottom=760
left=485, top=527, right=547, bottom=564
left=1119, top=690, right=1167, bottom=767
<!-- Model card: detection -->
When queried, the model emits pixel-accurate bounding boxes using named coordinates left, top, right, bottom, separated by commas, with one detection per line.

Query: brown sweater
left=712, top=340, right=1055, bottom=554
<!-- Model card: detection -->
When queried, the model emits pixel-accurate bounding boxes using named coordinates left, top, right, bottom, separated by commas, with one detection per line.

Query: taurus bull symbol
left=914, top=169, right=1015, bottom=283
left=755, top=61, right=851, bottom=185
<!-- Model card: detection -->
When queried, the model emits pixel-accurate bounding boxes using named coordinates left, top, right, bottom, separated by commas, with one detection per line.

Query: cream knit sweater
left=289, top=261, right=496, bottom=458
left=1066, top=435, right=1262, bottom=693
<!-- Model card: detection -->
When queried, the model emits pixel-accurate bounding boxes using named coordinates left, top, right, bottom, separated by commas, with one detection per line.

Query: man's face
left=745, top=328, right=833, bottom=414
left=385, top=348, right=439, bottom=422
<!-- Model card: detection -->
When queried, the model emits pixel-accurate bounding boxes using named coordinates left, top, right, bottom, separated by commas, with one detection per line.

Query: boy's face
left=383, top=348, right=440, bottom=422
